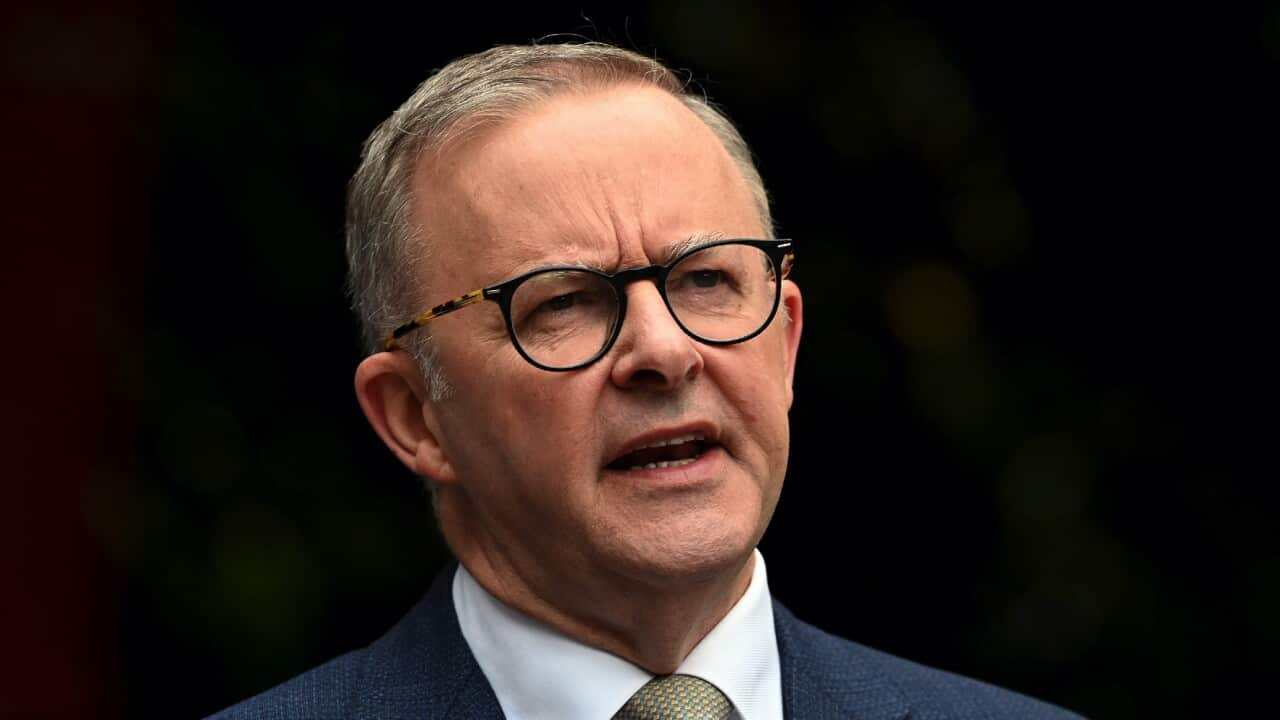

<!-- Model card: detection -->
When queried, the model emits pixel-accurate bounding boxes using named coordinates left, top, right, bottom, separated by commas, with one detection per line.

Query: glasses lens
left=509, top=269, right=619, bottom=368
left=666, top=243, right=779, bottom=342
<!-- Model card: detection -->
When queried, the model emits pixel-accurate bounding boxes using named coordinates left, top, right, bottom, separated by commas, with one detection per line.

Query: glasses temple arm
left=383, top=288, right=488, bottom=350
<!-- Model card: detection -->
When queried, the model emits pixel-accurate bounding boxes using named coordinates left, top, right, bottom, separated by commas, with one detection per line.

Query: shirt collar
left=453, top=549, right=783, bottom=720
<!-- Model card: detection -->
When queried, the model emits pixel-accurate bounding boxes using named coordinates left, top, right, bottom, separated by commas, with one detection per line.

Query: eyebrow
left=659, top=231, right=726, bottom=266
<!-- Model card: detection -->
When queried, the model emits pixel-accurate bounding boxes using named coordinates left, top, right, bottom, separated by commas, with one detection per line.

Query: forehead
left=410, top=84, right=762, bottom=290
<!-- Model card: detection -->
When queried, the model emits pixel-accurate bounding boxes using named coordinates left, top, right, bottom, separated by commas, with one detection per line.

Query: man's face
left=411, top=85, right=802, bottom=596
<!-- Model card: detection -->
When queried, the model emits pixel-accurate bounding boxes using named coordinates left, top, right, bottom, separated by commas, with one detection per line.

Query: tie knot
left=613, top=674, right=733, bottom=720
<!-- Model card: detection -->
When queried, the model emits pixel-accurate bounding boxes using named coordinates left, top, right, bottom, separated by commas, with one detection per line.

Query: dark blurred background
left=4, top=2, right=1276, bottom=718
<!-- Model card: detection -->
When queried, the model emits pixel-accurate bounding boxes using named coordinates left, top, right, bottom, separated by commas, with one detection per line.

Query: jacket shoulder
left=775, top=602, right=1084, bottom=719
left=205, top=565, right=501, bottom=720
left=206, top=647, right=366, bottom=720
left=860, top=642, right=1082, bottom=719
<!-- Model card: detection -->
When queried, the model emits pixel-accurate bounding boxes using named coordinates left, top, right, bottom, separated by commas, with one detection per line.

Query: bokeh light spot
left=947, top=161, right=1030, bottom=267
left=886, top=260, right=979, bottom=351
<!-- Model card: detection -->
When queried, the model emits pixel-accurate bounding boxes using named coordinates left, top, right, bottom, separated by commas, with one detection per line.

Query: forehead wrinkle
left=496, top=171, right=633, bottom=277
left=501, top=135, right=624, bottom=251
left=451, top=175, right=611, bottom=281
left=513, top=87, right=712, bottom=269
left=480, top=220, right=617, bottom=282
left=430, top=85, right=762, bottom=290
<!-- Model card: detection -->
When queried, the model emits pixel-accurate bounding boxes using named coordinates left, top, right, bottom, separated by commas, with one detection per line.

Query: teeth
left=633, top=433, right=705, bottom=451
left=628, top=457, right=699, bottom=471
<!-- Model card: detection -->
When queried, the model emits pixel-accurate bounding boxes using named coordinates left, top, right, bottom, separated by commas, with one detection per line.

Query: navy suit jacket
left=210, top=566, right=1082, bottom=719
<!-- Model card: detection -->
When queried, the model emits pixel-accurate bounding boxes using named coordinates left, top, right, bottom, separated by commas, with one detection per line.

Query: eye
left=689, top=270, right=724, bottom=288
left=542, top=293, right=577, bottom=312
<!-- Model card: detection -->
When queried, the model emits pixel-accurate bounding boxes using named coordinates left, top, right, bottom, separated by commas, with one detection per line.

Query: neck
left=439, top=493, right=756, bottom=674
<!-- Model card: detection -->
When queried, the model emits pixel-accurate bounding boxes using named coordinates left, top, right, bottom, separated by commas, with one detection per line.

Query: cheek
left=713, top=349, right=794, bottom=454
left=727, top=340, right=793, bottom=407
left=470, top=369, right=605, bottom=477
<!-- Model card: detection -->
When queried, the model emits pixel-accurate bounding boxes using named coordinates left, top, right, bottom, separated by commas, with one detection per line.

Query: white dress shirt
left=453, top=549, right=784, bottom=720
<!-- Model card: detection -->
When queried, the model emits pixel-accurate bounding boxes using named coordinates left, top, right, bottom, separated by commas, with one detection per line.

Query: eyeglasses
left=385, top=238, right=795, bottom=372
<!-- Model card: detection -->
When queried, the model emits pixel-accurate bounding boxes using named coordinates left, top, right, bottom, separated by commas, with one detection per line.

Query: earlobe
left=353, top=352, right=457, bottom=484
left=780, top=280, right=804, bottom=408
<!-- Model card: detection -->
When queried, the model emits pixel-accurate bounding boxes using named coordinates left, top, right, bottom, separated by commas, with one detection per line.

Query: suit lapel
left=354, top=564, right=505, bottom=719
left=774, top=600, right=909, bottom=720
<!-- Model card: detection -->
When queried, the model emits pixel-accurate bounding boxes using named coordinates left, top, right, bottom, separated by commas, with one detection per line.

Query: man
left=213, top=42, right=1080, bottom=719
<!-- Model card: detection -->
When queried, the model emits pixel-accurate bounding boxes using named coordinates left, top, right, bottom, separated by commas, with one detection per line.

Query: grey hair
left=345, top=41, right=774, bottom=399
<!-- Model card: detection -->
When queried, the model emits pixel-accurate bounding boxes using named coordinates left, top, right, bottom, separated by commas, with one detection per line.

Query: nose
left=608, top=280, right=704, bottom=391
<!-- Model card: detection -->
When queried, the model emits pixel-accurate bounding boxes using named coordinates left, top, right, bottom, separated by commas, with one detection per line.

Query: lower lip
left=603, top=445, right=727, bottom=487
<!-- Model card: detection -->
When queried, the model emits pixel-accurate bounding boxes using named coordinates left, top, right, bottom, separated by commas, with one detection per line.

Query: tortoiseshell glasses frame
left=384, top=238, right=795, bottom=372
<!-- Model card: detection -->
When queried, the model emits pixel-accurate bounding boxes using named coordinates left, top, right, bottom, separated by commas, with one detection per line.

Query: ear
left=780, top=280, right=804, bottom=409
left=354, top=351, right=457, bottom=484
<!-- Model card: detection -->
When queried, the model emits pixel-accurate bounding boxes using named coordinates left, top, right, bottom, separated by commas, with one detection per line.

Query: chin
left=601, top=510, right=761, bottom=589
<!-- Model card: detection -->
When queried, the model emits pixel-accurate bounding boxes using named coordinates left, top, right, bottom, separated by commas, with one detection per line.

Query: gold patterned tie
left=613, top=674, right=733, bottom=720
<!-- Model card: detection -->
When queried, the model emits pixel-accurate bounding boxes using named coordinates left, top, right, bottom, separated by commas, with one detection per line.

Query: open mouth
left=606, top=433, right=716, bottom=471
